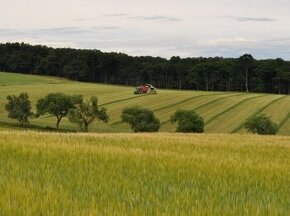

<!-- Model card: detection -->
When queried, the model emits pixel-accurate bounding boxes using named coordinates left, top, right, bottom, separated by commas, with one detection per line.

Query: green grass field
left=0, top=131, right=289, bottom=215
left=1, top=72, right=290, bottom=135
left=1, top=72, right=290, bottom=215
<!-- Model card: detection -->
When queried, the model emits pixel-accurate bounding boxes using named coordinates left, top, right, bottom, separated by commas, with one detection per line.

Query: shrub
left=5, top=92, right=33, bottom=127
left=244, top=114, right=278, bottom=135
left=171, top=109, right=204, bottom=133
left=121, top=106, right=160, bottom=132
left=68, top=96, right=109, bottom=132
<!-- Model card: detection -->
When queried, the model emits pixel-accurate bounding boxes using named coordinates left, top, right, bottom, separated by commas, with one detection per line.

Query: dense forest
left=1, top=42, right=290, bottom=94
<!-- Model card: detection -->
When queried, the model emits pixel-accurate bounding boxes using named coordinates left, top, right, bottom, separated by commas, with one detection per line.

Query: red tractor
left=134, top=84, right=157, bottom=95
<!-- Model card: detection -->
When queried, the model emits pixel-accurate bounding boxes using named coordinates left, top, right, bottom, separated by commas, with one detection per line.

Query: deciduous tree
left=36, top=93, right=80, bottom=129
left=68, top=97, right=109, bottom=132
left=5, top=92, right=33, bottom=126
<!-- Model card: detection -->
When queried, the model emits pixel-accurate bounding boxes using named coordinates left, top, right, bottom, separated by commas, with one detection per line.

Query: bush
left=171, top=110, right=204, bottom=133
left=5, top=92, right=33, bottom=127
left=244, top=114, right=278, bottom=135
left=68, top=96, right=109, bottom=132
left=121, top=106, right=160, bottom=132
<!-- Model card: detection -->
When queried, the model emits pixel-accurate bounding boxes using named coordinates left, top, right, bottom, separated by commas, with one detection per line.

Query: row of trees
left=121, top=107, right=278, bottom=135
left=5, top=93, right=108, bottom=132
left=1, top=43, right=290, bottom=94
left=5, top=92, right=278, bottom=135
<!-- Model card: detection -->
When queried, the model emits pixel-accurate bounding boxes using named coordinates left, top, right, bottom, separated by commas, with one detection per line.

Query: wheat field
left=0, top=131, right=289, bottom=215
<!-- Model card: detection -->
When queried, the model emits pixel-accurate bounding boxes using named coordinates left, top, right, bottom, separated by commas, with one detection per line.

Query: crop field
left=1, top=72, right=290, bottom=215
left=0, top=131, right=289, bottom=215
left=1, top=72, right=290, bottom=134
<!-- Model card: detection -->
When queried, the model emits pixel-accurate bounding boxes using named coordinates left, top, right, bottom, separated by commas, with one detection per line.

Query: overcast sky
left=1, top=0, right=290, bottom=59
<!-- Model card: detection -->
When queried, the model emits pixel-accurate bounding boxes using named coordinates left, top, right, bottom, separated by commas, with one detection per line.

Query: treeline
left=6, top=92, right=279, bottom=135
left=1, top=42, right=290, bottom=94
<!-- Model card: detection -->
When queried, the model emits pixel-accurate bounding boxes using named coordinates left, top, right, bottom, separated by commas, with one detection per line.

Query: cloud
left=227, top=16, right=277, bottom=22
left=105, top=13, right=131, bottom=17
left=0, top=26, right=119, bottom=38
left=33, top=27, right=91, bottom=35
left=0, top=29, right=25, bottom=36
left=131, top=15, right=181, bottom=22
left=92, top=26, right=120, bottom=31
left=103, top=13, right=181, bottom=22
left=208, top=37, right=256, bottom=46
left=73, top=18, right=97, bottom=22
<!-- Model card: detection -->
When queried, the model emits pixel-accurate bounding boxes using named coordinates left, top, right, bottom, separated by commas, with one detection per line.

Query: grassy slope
left=0, top=131, right=289, bottom=215
left=1, top=72, right=290, bottom=135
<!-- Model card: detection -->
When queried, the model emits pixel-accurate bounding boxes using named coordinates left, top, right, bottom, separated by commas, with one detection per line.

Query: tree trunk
left=56, top=117, right=62, bottom=130
left=84, top=123, right=89, bottom=132
left=178, top=71, right=182, bottom=90
left=245, top=69, right=249, bottom=92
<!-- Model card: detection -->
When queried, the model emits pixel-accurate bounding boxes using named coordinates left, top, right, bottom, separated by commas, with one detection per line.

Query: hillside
left=1, top=72, right=290, bottom=135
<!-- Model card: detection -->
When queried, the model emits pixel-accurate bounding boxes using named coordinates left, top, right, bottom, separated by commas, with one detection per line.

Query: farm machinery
left=134, top=84, right=157, bottom=95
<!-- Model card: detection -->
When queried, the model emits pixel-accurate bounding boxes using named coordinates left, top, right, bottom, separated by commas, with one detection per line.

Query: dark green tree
left=36, top=93, right=79, bottom=129
left=68, top=97, right=109, bottom=132
left=171, top=110, right=204, bottom=133
left=239, top=54, right=255, bottom=92
left=244, top=114, right=278, bottom=135
left=35, top=53, right=62, bottom=76
left=5, top=92, right=33, bottom=126
left=63, top=58, right=89, bottom=80
left=192, top=61, right=220, bottom=91
left=2, top=42, right=290, bottom=95
left=121, top=106, right=160, bottom=132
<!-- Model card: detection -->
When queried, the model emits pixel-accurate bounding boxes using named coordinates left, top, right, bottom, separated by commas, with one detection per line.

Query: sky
left=1, top=0, right=290, bottom=59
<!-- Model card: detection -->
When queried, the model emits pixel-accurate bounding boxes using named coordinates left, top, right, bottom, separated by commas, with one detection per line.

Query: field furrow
left=205, top=95, right=277, bottom=133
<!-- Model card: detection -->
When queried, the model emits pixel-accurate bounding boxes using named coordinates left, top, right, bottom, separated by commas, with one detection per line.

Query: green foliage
left=244, top=114, right=278, bottom=135
left=68, top=96, right=109, bottom=132
left=238, top=54, right=255, bottom=92
left=5, top=92, right=33, bottom=127
left=121, top=106, right=160, bottom=132
left=63, top=58, right=89, bottom=80
left=2, top=43, right=290, bottom=94
left=2, top=72, right=290, bottom=135
left=36, top=93, right=80, bottom=129
left=171, top=109, right=204, bottom=133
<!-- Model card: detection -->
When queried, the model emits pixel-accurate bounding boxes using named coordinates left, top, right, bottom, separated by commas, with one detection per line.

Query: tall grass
left=0, top=131, right=289, bottom=215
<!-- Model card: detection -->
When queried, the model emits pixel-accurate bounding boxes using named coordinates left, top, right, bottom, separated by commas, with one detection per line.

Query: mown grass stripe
left=110, top=93, right=219, bottom=126
left=99, top=95, right=144, bottom=107
left=278, top=112, right=290, bottom=130
left=231, top=95, right=287, bottom=133
left=153, top=93, right=222, bottom=112
left=205, top=94, right=269, bottom=125
left=160, top=93, right=244, bottom=125
left=193, top=93, right=245, bottom=111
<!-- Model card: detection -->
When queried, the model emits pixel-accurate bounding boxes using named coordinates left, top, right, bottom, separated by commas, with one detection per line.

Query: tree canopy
left=68, top=96, right=109, bottom=132
left=244, top=114, right=278, bottom=135
left=1, top=42, right=290, bottom=94
left=121, top=106, right=160, bottom=132
left=36, top=93, right=80, bottom=129
left=5, top=92, right=33, bottom=126
left=171, top=110, right=204, bottom=133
